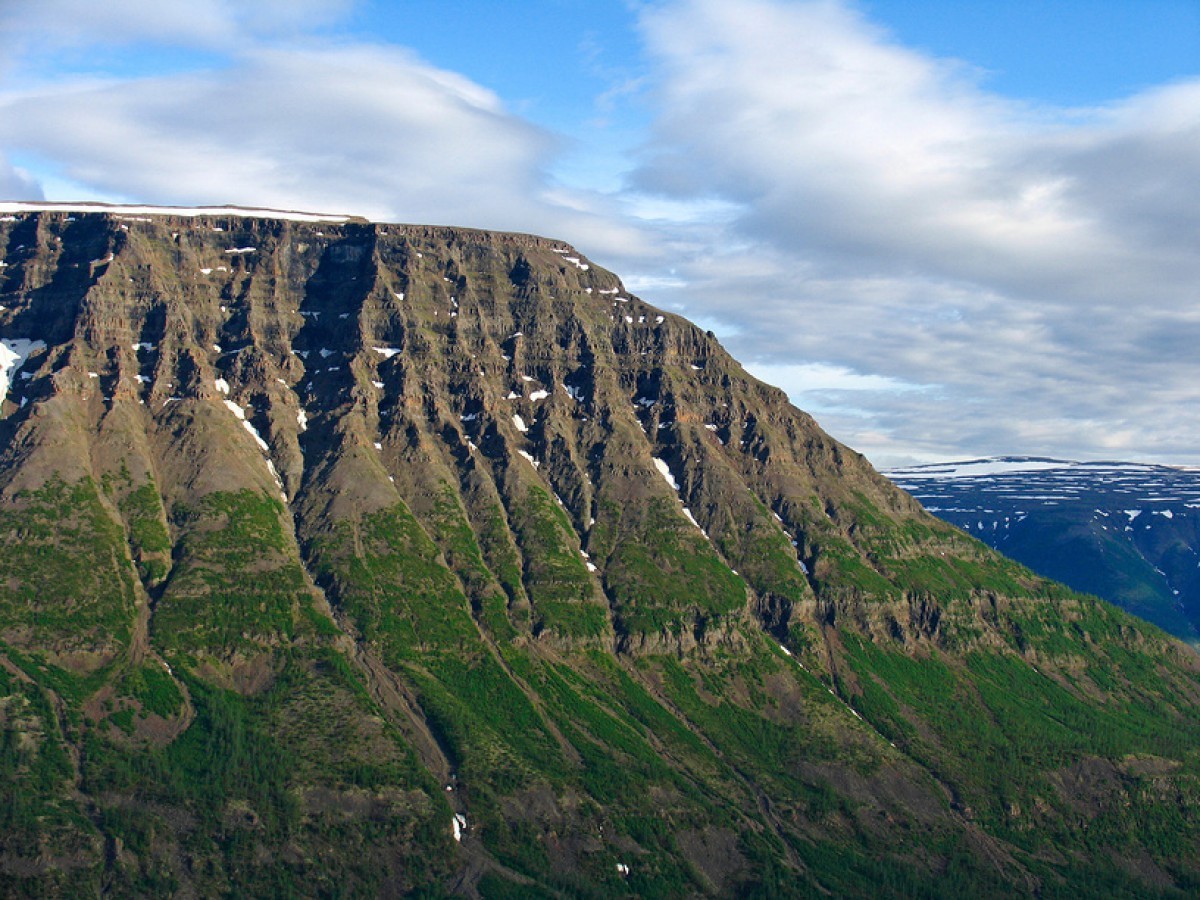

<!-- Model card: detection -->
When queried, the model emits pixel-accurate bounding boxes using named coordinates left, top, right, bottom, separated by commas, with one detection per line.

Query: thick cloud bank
left=633, top=0, right=1200, bottom=464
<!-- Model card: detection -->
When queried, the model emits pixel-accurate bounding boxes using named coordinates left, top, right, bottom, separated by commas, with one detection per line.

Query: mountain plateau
left=1, top=205, right=1199, bottom=897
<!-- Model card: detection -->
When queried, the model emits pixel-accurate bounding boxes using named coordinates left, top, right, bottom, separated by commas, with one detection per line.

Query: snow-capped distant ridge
left=886, top=456, right=1075, bottom=480
left=887, top=456, right=1177, bottom=481
left=0, top=201, right=357, bottom=224
left=885, top=454, right=1200, bottom=516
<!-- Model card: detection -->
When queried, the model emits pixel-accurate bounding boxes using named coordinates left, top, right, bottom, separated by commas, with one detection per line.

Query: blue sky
left=2, top=0, right=1200, bottom=466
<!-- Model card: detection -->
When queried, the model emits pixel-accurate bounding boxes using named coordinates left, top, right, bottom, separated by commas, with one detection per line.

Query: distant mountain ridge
left=887, top=456, right=1200, bottom=644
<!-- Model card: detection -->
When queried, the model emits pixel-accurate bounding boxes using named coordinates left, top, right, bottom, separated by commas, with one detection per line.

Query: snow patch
left=373, top=347, right=401, bottom=359
left=0, top=339, right=44, bottom=403
left=223, top=399, right=271, bottom=453
left=529, top=389, right=550, bottom=402
left=518, top=450, right=539, bottom=469
left=513, top=414, right=528, bottom=433
left=653, top=458, right=679, bottom=491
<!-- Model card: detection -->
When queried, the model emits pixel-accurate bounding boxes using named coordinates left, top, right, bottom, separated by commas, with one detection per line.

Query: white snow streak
left=0, top=339, right=44, bottom=404
left=652, top=457, right=679, bottom=491
left=223, top=398, right=271, bottom=453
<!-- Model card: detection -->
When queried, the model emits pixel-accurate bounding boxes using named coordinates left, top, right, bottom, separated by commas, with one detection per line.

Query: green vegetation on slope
left=154, top=490, right=315, bottom=658
left=0, top=478, right=137, bottom=656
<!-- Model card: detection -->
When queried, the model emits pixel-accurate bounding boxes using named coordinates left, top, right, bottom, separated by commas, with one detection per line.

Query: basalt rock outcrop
left=1, top=206, right=1199, bottom=897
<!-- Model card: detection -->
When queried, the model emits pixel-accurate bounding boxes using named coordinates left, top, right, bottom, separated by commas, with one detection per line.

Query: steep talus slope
left=1, top=208, right=1199, bottom=897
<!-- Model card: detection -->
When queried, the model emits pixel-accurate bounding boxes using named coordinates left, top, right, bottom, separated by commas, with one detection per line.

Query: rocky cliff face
left=2, top=206, right=1199, bottom=897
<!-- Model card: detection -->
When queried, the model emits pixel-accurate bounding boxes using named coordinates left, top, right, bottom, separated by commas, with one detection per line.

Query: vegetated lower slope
left=1, top=207, right=1199, bottom=898
left=889, top=457, right=1200, bottom=646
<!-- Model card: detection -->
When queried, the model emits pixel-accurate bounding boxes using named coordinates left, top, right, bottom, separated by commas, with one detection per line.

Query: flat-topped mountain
left=2, top=206, right=1199, bottom=897
left=889, top=456, right=1200, bottom=644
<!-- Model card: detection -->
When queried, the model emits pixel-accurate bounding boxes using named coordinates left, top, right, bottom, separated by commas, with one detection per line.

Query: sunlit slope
left=1, top=208, right=1198, bottom=897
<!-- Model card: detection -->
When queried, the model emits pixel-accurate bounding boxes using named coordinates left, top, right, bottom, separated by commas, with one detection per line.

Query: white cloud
left=0, top=46, right=542, bottom=220
left=0, top=153, right=42, bottom=200
left=0, top=0, right=354, bottom=54
left=0, top=43, right=650, bottom=258
left=632, top=0, right=1200, bottom=465
left=747, top=361, right=927, bottom=396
